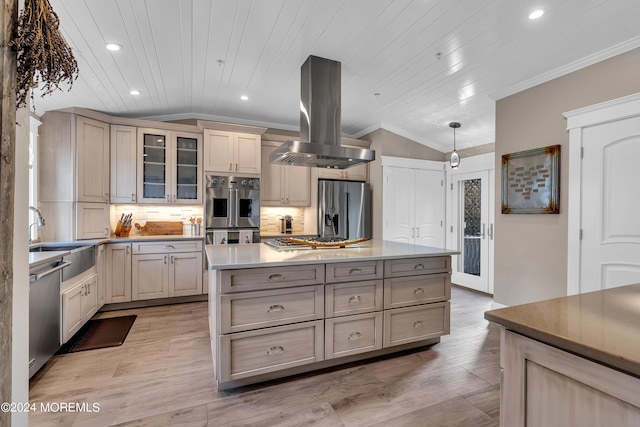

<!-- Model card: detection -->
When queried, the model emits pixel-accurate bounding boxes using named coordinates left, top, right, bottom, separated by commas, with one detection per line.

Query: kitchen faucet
left=28, top=206, right=46, bottom=244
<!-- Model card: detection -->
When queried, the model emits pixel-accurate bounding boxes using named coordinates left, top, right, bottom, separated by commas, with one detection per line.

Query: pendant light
left=449, top=122, right=461, bottom=169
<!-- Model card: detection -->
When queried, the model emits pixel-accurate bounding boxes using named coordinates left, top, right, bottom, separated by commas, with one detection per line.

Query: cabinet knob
left=348, top=295, right=361, bottom=304
left=347, top=331, right=362, bottom=341
left=267, top=304, right=284, bottom=313
left=266, top=345, right=285, bottom=355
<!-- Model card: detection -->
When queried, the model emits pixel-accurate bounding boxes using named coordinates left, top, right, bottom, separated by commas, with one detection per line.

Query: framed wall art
left=501, top=145, right=560, bottom=214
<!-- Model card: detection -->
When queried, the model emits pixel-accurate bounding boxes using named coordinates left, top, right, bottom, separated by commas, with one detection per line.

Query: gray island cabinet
left=206, top=240, right=457, bottom=390
left=485, top=284, right=640, bottom=426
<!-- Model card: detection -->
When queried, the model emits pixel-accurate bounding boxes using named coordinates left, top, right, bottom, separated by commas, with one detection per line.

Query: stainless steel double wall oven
left=205, top=175, right=260, bottom=244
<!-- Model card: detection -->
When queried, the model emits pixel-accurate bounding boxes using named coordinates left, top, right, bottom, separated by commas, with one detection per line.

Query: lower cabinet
left=218, top=320, right=324, bottom=382
left=501, top=330, right=640, bottom=426
left=61, top=273, right=98, bottom=343
left=212, top=256, right=451, bottom=388
left=105, top=240, right=203, bottom=303
left=325, top=312, right=383, bottom=359
left=131, top=240, right=203, bottom=300
left=106, top=243, right=132, bottom=303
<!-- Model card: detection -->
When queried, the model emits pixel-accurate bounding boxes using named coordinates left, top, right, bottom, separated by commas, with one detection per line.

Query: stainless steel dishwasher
left=29, top=258, right=69, bottom=378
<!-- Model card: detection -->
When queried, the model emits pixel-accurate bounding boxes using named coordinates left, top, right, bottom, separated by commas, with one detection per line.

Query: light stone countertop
left=28, top=235, right=204, bottom=268
left=485, top=284, right=640, bottom=378
left=205, top=240, right=458, bottom=269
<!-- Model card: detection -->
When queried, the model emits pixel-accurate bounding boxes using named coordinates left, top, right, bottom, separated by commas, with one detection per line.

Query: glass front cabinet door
left=137, top=128, right=203, bottom=205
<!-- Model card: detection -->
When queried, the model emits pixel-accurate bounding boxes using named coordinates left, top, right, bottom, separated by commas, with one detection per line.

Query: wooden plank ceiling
left=32, top=0, right=640, bottom=151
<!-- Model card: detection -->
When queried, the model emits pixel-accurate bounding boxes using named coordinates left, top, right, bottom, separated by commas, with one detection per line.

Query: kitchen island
left=206, top=240, right=457, bottom=389
left=485, top=284, right=640, bottom=426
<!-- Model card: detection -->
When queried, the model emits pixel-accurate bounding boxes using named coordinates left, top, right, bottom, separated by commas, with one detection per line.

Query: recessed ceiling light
left=105, top=43, right=121, bottom=51
left=129, top=90, right=140, bottom=95
left=529, top=9, right=544, bottom=20
left=240, top=95, right=249, bottom=101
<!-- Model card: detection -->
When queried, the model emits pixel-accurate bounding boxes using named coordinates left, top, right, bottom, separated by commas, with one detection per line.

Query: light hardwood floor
left=28, top=286, right=500, bottom=426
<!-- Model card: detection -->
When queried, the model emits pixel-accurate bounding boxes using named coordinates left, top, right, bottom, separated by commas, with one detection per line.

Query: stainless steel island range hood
left=269, top=55, right=375, bottom=169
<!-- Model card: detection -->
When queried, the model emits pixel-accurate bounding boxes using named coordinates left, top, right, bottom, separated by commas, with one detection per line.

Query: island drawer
left=218, top=320, right=324, bottom=382
left=325, top=260, right=383, bottom=283
left=325, top=280, right=383, bottom=317
left=325, top=312, right=382, bottom=359
left=383, top=302, right=450, bottom=347
left=383, top=273, right=450, bottom=309
left=218, top=264, right=324, bottom=293
left=384, top=257, right=450, bottom=278
left=220, top=285, right=324, bottom=334
left=132, top=240, right=202, bottom=254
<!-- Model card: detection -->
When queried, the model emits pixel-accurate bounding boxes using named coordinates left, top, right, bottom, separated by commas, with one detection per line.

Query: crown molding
left=490, top=36, right=640, bottom=101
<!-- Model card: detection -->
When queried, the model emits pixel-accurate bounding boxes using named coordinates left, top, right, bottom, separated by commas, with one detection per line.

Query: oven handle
left=229, top=189, right=238, bottom=228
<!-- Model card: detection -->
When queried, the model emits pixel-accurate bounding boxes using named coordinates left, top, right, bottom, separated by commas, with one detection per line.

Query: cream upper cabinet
left=261, top=143, right=310, bottom=207
left=204, top=130, right=261, bottom=175
left=137, top=128, right=203, bottom=205
left=76, top=116, right=110, bottom=203
left=317, top=146, right=368, bottom=181
left=110, top=125, right=137, bottom=203
left=38, top=112, right=110, bottom=240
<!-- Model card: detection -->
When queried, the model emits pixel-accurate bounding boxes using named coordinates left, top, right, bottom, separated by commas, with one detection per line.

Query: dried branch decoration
left=10, top=0, right=79, bottom=108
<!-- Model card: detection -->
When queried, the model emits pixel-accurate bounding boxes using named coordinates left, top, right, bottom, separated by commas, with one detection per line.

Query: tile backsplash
left=260, top=207, right=306, bottom=235
left=110, top=205, right=203, bottom=236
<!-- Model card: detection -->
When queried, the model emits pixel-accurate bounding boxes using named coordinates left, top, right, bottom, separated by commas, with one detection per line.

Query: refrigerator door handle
left=345, top=192, right=350, bottom=238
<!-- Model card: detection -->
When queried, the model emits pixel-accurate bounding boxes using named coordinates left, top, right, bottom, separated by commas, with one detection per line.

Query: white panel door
left=383, top=166, right=415, bottom=244
left=451, top=171, right=491, bottom=293
left=580, top=115, right=640, bottom=293
left=414, top=168, right=445, bottom=247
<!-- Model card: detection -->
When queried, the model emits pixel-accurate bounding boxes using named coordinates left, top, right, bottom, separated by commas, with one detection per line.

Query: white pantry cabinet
left=137, top=128, right=203, bottom=205
left=204, top=129, right=261, bottom=175
left=260, top=143, right=310, bottom=206
left=38, top=112, right=110, bottom=240
left=382, top=158, right=445, bottom=248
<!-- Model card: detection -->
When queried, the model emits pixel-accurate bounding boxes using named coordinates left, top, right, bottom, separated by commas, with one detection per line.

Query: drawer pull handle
left=267, top=304, right=284, bottom=313
left=348, top=332, right=362, bottom=341
left=348, top=295, right=361, bottom=304
left=268, top=274, right=285, bottom=282
left=413, top=321, right=424, bottom=329
left=414, top=288, right=425, bottom=295
left=164, top=244, right=176, bottom=249
left=414, top=263, right=425, bottom=270
left=266, top=346, right=285, bottom=355
left=348, top=268, right=362, bottom=274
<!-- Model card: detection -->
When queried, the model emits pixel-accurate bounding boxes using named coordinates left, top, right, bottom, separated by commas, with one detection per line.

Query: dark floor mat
left=58, top=315, right=137, bottom=354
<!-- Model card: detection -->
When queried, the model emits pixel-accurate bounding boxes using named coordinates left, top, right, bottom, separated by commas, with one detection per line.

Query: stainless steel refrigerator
left=318, top=179, right=371, bottom=240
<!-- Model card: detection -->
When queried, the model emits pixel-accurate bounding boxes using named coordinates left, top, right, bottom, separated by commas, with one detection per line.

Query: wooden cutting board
left=134, top=221, right=183, bottom=235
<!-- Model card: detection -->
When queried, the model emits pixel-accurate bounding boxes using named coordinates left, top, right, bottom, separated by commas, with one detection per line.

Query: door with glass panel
left=451, top=171, right=492, bottom=293
left=138, top=128, right=171, bottom=204
left=172, top=131, right=202, bottom=204
left=137, top=129, right=202, bottom=205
